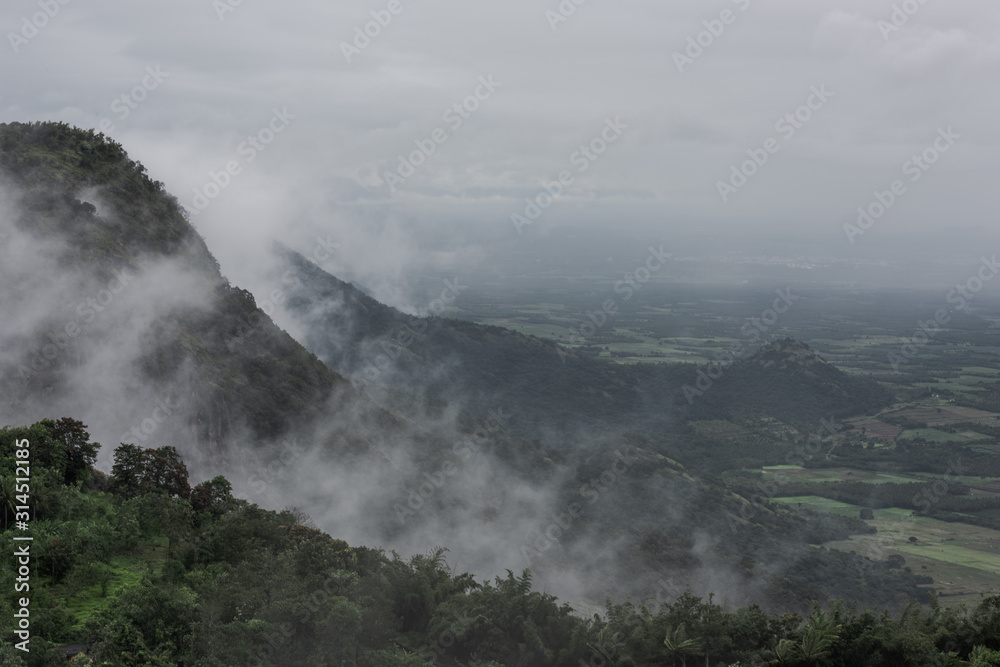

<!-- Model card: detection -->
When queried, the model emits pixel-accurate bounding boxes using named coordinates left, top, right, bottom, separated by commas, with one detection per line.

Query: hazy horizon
left=3, top=0, right=998, bottom=313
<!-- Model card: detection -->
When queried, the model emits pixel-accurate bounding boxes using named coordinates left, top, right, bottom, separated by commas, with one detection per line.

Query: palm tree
left=663, top=622, right=703, bottom=667
left=771, top=638, right=798, bottom=664
left=772, top=610, right=840, bottom=666
left=798, top=610, right=840, bottom=666
left=586, top=626, right=625, bottom=664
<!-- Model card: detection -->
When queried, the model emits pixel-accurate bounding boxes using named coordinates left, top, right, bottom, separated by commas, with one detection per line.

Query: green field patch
left=899, top=428, right=975, bottom=443
left=914, top=473, right=1000, bottom=486
left=872, top=507, right=925, bottom=521
left=915, top=382, right=987, bottom=395
left=763, top=467, right=924, bottom=485
left=823, top=513, right=1000, bottom=603
left=969, top=443, right=1000, bottom=456
left=960, top=366, right=1000, bottom=376
left=893, top=542, right=1000, bottom=572
left=58, top=539, right=168, bottom=629
left=771, top=496, right=865, bottom=517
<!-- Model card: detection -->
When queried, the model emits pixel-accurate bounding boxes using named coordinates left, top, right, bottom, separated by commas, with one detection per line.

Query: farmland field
left=898, top=428, right=978, bottom=443
left=771, top=496, right=868, bottom=517
left=762, top=467, right=919, bottom=484
left=773, top=496, right=1000, bottom=604
left=883, top=405, right=1000, bottom=427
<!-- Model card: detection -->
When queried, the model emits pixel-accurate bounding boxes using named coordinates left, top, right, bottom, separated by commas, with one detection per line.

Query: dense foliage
left=3, top=419, right=1000, bottom=666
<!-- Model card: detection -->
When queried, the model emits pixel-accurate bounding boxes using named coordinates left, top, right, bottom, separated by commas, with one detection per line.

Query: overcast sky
left=3, top=0, right=998, bottom=304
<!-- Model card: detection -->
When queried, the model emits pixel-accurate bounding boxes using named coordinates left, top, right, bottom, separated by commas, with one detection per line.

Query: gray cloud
left=3, top=0, right=997, bottom=307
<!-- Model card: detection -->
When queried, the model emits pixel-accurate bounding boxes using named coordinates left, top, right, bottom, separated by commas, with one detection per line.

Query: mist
left=2, top=0, right=997, bottom=313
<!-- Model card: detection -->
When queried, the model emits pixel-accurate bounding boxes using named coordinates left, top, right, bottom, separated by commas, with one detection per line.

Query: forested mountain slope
left=270, top=246, right=892, bottom=445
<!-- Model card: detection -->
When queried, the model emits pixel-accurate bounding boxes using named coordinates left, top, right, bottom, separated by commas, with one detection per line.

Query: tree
left=663, top=623, right=703, bottom=667
left=796, top=610, right=841, bottom=666
left=160, top=497, right=194, bottom=556
left=111, top=444, right=146, bottom=498
left=49, top=417, right=100, bottom=485
left=586, top=626, right=627, bottom=665
left=772, top=638, right=798, bottom=665
left=886, top=554, right=906, bottom=570
left=971, top=646, right=1000, bottom=667
left=190, top=476, right=234, bottom=515
left=143, top=446, right=190, bottom=499
left=85, top=579, right=197, bottom=665
left=39, top=536, right=74, bottom=582
left=697, top=592, right=731, bottom=667
left=0, top=643, right=27, bottom=666
left=110, top=444, right=190, bottom=499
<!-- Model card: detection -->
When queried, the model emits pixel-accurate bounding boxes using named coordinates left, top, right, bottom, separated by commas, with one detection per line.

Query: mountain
left=682, top=338, right=895, bottom=426
left=267, top=244, right=667, bottom=444
left=0, top=121, right=347, bottom=465
left=268, top=246, right=892, bottom=442
left=0, top=121, right=924, bottom=613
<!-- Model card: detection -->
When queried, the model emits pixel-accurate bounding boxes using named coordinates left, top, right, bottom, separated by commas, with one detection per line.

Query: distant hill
left=682, top=338, right=895, bottom=426
left=270, top=247, right=891, bottom=441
